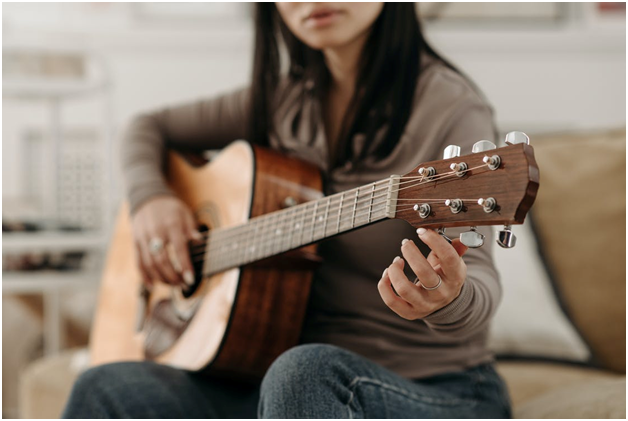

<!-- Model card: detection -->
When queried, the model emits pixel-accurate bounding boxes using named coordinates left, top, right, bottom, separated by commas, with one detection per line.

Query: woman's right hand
left=131, top=195, right=203, bottom=288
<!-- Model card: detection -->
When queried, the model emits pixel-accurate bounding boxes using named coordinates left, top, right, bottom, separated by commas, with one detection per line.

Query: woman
left=64, top=3, right=511, bottom=418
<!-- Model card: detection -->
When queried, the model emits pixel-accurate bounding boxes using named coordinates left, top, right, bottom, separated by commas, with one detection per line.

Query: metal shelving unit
left=2, top=46, right=114, bottom=356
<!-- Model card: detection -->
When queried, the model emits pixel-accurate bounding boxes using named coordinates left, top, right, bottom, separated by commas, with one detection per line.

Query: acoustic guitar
left=91, top=131, right=539, bottom=382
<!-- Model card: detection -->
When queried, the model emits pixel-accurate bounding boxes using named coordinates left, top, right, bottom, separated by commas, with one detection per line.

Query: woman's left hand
left=378, top=227, right=469, bottom=320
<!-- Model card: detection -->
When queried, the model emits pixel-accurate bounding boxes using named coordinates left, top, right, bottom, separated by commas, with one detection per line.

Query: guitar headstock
left=394, top=132, right=539, bottom=249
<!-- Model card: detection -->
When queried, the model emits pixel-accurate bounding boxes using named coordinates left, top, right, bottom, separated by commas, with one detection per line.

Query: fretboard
left=203, top=176, right=399, bottom=276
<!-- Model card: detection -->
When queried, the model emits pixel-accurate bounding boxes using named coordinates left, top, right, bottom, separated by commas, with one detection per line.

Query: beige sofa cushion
left=496, top=360, right=624, bottom=407
left=515, top=378, right=626, bottom=419
left=19, top=348, right=88, bottom=419
left=531, top=129, right=626, bottom=372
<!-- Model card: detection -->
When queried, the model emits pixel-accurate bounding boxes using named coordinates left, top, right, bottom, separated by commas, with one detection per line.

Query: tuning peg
left=443, top=145, right=461, bottom=159
left=504, top=131, right=530, bottom=146
left=497, top=225, right=517, bottom=248
left=460, top=227, right=485, bottom=248
left=472, top=140, right=497, bottom=153
left=437, top=227, right=453, bottom=244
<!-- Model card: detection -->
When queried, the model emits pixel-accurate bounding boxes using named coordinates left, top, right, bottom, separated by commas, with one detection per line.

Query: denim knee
left=263, top=343, right=358, bottom=386
left=71, top=362, right=126, bottom=399
left=259, top=344, right=360, bottom=418
left=63, top=361, right=162, bottom=418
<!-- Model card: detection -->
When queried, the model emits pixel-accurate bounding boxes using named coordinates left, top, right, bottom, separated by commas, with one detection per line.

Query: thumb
left=451, top=238, right=469, bottom=258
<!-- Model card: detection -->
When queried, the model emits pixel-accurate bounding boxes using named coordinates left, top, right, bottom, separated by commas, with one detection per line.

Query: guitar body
left=90, top=133, right=539, bottom=382
left=90, top=141, right=323, bottom=381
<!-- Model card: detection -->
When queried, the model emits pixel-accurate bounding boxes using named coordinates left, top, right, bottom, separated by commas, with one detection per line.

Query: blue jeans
left=63, top=344, right=511, bottom=418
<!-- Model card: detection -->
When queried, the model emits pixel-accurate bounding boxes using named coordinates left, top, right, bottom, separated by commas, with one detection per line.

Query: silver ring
left=415, top=275, right=442, bottom=291
left=149, top=237, right=164, bottom=256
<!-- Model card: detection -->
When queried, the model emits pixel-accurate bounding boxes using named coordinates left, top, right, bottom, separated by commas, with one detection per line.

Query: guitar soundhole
left=181, top=224, right=209, bottom=299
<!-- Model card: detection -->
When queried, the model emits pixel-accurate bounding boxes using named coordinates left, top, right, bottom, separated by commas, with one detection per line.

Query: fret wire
left=368, top=183, right=375, bottom=223
left=310, top=200, right=318, bottom=244
left=290, top=204, right=299, bottom=250
left=323, top=196, right=331, bottom=239
left=286, top=206, right=295, bottom=251
left=351, top=188, right=359, bottom=228
left=336, top=193, right=345, bottom=234
left=298, top=201, right=308, bottom=248
left=273, top=210, right=284, bottom=256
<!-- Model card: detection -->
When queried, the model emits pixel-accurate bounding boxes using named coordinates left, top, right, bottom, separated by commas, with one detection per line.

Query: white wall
left=3, top=2, right=626, bottom=204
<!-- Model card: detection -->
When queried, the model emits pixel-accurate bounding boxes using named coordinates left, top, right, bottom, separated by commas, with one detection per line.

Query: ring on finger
left=149, top=237, right=165, bottom=256
left=414, top=275, right=442, bottom=291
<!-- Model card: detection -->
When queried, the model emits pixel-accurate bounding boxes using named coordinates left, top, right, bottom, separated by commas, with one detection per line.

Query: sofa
left=16, top=129, right=626, bottom=418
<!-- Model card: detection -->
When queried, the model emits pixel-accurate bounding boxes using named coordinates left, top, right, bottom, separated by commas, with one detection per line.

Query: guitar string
left=186, top=164, right=492, bottom=268
left=197, top=167, right=492, bottom=270
left=191, top=163, right=490, bottom=263
left=190, top=162, right=491, bottom=251
left=189, top=197, right=488, bottom=266
left=195, top=172, right=454, bottom=256
left=191, top=195, right=487, bottom=265
left=199, top=162, right=487, bottom=239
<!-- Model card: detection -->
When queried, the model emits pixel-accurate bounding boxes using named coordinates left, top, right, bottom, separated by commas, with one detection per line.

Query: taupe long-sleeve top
left=121, top=55, right=501, bottom=380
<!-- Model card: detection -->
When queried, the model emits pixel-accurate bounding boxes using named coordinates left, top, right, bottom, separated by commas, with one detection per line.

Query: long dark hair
left=250, top=3, right=459, bottom=168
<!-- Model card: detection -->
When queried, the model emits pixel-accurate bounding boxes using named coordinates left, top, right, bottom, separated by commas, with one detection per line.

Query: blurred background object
left=2, top=2, right=625, bottom=419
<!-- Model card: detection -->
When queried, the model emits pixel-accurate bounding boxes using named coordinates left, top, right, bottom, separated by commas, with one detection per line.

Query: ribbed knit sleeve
left=120, top=86, right=250, bottom=214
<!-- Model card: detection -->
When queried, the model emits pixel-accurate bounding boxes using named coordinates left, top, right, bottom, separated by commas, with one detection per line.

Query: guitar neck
left=203, top=176, right=400, bottom=276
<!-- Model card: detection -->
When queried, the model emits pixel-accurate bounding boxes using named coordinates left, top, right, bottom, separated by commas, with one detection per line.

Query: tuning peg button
left=445, top=198, right=464, bottom=214
left=417, top=166, right=436, bottom=180
left=443, top=145, right=461, bottom=159
left=472, top=140, right=497, bottom=153
left=478, top=197, right=497, bottom=213
left=413, top=203, right=432, bottom=219
left=497, top=225, right=517, bottom=248
left=460, top=227, right=485, bottom=248
left=504, top=131, right=530, bottom=146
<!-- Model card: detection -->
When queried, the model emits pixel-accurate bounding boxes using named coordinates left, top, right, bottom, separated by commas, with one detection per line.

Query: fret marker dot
left=318, top=216, right=323, bottom=222
left=295, top=223, right=301, bottom=229
left=276, top=229, right=282, bottom=235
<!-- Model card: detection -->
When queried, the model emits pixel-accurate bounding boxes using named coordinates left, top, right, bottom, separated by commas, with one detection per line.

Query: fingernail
left=173, top=261, right=182, bottom=273
left=417, top=228, right=427, bottom=236
left=192, top=231, right=203, bottom=240
left=382, top=268, right=388, bottom=278
left=183, top=270, right=195, bottom=286
left=393, top=256, right=401, bottom=264
left=401, top=238, right=409, bottom=246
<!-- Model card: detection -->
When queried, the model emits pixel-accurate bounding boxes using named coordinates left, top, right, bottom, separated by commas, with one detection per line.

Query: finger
left=377, top=269, right=417, bottom=320
left=181, top=208, right=203, bottom=242
left=169, top=230, right=195, bottom=287
left=427, top=250, right=440, bottom=268
left=400, top=239, right=441, bottom=288
left=451, top=238, right=469, bottom=258
left=416, top=228, right=464, bottom=278
left=135, top=244, right=153, bottom=287
left=144, top=230, right=181, bottom=286
left=145, top=221, right=182, bottom=285
left=387, top=256, right=426, bottom=306
left=152, top=247, right=182, bottom=285
left=138, top=240, right=161, bottom=285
